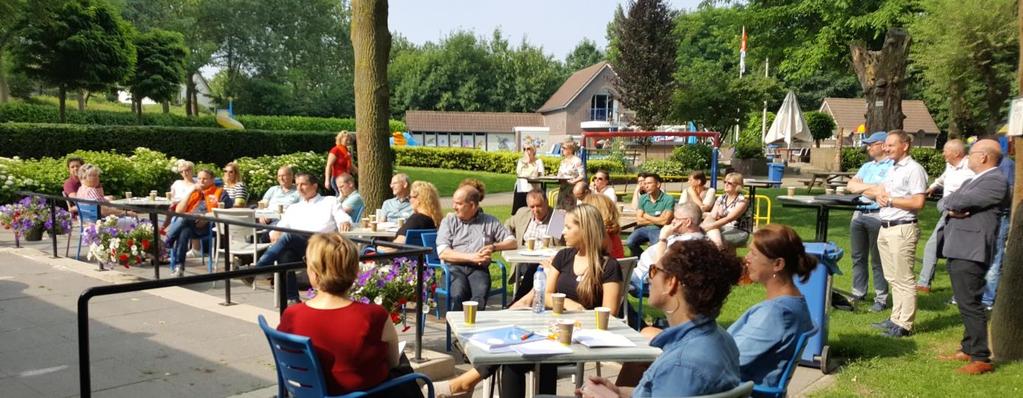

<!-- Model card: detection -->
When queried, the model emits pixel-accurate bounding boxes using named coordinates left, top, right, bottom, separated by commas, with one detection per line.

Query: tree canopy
left=128, top=29, right=187, bottom=117
left=610, top=0, right=678, bottom=129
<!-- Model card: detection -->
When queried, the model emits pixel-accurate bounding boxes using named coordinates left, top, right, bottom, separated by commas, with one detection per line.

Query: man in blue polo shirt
left=626, top=173, right=676, bottom=257
left=846, top=132, right=893, bottom=312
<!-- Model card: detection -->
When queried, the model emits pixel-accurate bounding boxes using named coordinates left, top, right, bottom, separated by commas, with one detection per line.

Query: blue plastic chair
left=752, top=325, right=819, bottom=398
left=256, top=315, right=435, bottom=398
left=75, top=203, right=101, bottom=260
left=421, top=232, right=508, bottom=352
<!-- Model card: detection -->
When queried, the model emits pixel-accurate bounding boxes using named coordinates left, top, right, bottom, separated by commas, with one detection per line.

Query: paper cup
left=557, top=320, right=575, bottom=346
left=836, top=186, right=847, bottom=194
left=595, top=307, right=611, bottom=330
left=463, top=301, right=478, bottom=325
left=370, top=221, right=378, bottom=232
left=149, top=193, right=157, bottom=201
left=397, top=218, right=406, bottom=228
left=361, top=217, right=370, bottom=228
left=787, top=186, right=796, bottom=197
left=544, top=236, right=553, bottom=248
left=124, top=191, right=133, bottom=199
left=217, top=202, right=225, bottom=209
left=257, top=200, right=268, bottom=209
left=825, top=188, right=835, bottom=195
left=526, top=238, right=535, bottom=251
left=165, top=191, right=172, bottom=201
left=551, top=293, right=566, bottom=314
left=277, top=204, right=285, bottom=214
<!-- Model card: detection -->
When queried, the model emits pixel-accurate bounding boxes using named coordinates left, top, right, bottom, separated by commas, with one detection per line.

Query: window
left=589, top=94, right=613, bottom=121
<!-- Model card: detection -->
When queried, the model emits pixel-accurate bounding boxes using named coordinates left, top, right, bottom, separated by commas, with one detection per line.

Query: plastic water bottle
left=533, top=267, right=546, bottom=314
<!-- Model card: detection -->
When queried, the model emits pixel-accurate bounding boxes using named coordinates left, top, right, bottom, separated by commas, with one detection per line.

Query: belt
left=881, top=219, right=917, bottom=228
left=857, top=208, right=880, bottom=214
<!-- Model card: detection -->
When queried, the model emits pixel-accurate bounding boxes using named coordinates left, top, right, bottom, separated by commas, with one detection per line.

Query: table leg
left=749, top=186, right=757, bottom=201
left=815, top=206, right=831, bottom=242
left=807, top=176, right=818, bottom=194
left=533, top=363, right=541, bottom=397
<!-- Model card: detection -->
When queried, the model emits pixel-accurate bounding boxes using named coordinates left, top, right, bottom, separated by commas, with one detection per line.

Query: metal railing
left=11, top=191, right=432, bottom=398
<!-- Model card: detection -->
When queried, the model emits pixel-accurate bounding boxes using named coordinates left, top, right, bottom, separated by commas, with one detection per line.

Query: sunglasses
left=593, top=176, right=606, bottom=180
left=647, top=265, right=666, bottom=281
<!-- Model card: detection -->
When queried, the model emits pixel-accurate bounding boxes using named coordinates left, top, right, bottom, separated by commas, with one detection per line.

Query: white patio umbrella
left=764, top=91, right=812, bottom=150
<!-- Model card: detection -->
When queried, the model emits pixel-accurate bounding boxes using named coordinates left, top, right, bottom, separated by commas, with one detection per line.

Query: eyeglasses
left=593, top=176, right=605, bottom=181
left=223, top=169, right=235, bottom=173
left=724, top=181, right=738, bottom=186
left=647, top=265, right=666, bottom=281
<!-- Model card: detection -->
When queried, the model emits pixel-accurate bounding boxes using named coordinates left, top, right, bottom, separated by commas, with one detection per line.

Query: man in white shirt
left=864, top=130, right=928, bottom=338
left=251, top=172, right=352, bottom=301
left=917, top=139, right=974, bottom=292
left=630, top=202, right=706, bottom=291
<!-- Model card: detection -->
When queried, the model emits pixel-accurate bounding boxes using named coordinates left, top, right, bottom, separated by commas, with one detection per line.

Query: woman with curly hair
left=580, top=239, right=742, bottom=397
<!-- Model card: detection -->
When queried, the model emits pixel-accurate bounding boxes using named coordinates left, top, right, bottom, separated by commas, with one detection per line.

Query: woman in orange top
left=325, top=131, right=353, bottom=195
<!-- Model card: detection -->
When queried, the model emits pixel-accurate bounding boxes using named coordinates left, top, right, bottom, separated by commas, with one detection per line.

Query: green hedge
left=842, top=147, right=945, bottom=178
left=0, top=102, right=406, bottom=132
left=393, top=147, right=630, bottom=175
left=0, top=123, right=340, bottom=165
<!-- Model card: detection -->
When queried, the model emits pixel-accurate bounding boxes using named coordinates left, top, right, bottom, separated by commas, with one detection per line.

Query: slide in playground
left=216, top=109, right=244, bottom=130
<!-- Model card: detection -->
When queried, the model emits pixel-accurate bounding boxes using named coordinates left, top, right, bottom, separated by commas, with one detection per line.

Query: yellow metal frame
left=547, top=188, right=559, bottom=207
left=753, top=194, right=772, bottom=228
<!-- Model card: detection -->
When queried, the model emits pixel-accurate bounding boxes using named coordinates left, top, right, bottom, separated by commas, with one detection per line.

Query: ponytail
left=795, top=253, right=817, bottom=283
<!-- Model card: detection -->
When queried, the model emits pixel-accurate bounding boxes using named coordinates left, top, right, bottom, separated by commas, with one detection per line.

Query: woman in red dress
left=324, top=131, right=353, bottom=195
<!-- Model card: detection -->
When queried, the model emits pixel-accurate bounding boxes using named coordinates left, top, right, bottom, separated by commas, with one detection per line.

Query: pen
left=520, top=331, right=535, bottom=341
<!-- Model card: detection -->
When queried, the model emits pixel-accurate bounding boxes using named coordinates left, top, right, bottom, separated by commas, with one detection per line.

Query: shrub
left=840, top=147, right=944, bottom=178
left=0, top=101, right=406, bottom=132
left=638, top=159, right=686, bottom=176
left=805, top=111, right=836, bottom=146
left=733, top=141, right=766, bottom=160
left=670, top=144, right=712, bottom=171
left=586, top=159, right=628, bottom=174
left=0, top=123, right=337, bottom=165
left=234, top=152, right=325, bottom=198
left=841, top=147, right=869, bottom=171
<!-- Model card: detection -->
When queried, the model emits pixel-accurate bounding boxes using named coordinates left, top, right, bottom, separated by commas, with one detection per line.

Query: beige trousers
left=877, top=223, right=920, bottom=330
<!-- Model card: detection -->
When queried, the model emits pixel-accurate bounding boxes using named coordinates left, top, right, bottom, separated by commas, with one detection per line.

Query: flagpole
left=761, top=57, right=769, bottom=144
left=737, top=26, right=746, bottom=144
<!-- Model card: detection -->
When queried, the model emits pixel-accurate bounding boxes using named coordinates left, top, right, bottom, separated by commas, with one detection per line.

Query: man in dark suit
left=938, top=138, right=1009, bottom=375
left=504, top=189, right=556, bottom=301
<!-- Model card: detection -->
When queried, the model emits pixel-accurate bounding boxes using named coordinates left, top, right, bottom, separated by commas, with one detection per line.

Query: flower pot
left=24, top=226, right=44, bottom=241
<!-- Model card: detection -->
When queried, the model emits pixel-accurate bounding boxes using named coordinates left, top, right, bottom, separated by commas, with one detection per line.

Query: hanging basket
left=24, top=225, right=44, bottom=241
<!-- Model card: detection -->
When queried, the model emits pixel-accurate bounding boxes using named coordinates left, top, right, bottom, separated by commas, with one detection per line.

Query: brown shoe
left=916, top=285, right=931, bottom=293
left=956, top=361, right=994, bottom=375
left=937, top=351, right=970, bottom=361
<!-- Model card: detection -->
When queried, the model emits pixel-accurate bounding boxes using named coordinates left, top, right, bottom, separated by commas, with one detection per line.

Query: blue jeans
left=626, top=225, right=661, bottom=257
left=917, top=212, right=947, bottom=288
left=982, top=212, right=1009, bottom=306
left=448, top=263, right=491, bottom=311
left=165, top=218, right=210, bottom=267
left=255, top=233, right=308, bottom=301
left=849, top=211, right=888, bottom=304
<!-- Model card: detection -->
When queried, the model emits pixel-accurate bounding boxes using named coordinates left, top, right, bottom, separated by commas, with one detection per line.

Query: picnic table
left=110, top=197, right=173, bottom=211
left=448, top=309, right=661, bottom=394
left=803, top=171, right=857, bottom=193
left=743, top=179, right=782, bottom=200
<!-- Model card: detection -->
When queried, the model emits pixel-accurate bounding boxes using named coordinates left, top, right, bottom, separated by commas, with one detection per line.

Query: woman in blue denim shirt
left=580, top=239, right=743, bottom=397
left=728, top=224, right=814, bottom=387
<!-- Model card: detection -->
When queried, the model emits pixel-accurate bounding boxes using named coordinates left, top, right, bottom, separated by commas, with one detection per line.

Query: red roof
left=405, top=110, right=544, bottom=134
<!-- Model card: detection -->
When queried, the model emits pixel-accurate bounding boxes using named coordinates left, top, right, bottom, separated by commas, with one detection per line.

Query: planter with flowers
left=82, top=215, right=156, bottom=270
left=348, top=257, right=435, bottom=332
left=0, top=196, right=73, bottom=246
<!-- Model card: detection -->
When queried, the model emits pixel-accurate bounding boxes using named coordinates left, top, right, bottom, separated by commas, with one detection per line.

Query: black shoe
left=869, top=302, right=886, bottom=313
left=882, top=325, right=911, bottom=338
left=871, top=319, right=895, bottom=330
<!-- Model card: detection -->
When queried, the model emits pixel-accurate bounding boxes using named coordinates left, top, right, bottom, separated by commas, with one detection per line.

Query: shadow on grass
left=913, top=313, right=964, bottom=334
left=916, top=290, right=955, bottom=311
left=832, top=332, right=919, bottom=360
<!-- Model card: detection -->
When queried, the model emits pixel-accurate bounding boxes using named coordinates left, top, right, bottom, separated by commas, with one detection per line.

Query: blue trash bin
left=795, top=242, right=843, bottom=373
left=767, top=163, right=785, bottom=187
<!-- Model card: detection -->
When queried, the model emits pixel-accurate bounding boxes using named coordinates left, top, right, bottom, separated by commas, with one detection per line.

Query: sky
left=388, top=0, right=704, bottom=59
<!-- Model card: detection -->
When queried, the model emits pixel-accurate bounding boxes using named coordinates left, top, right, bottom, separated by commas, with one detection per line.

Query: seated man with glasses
left=630, top=202, right=706, bottom=292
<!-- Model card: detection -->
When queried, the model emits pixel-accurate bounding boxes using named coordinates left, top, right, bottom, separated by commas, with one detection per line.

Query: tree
left=804, top=111, right=836, bottom=148
left=0, top=0, right=27, bottom=103
left=127, top=29, right=187, bottom=119
left=989, top=0, right=1023, bottom=362
left=351, top=0, right=391, bottom=211
left=910, top=0, right=1017, bottom=136
left=565, top=38, right=605, bottom=71
left=850, top=28, right=911, bottom=134
left=610, top=0, right=678, bottom=129
left=12, top=0, right=135, bottom=122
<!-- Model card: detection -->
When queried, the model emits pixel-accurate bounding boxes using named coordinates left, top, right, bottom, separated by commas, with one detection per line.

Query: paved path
left=0, top=224, right=833, bottom=397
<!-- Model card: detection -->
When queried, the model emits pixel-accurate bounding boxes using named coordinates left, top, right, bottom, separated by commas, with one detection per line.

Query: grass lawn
left=29, top=95, right=196, bottom=116
left=397, top=166, right=516, bottom=197
left=467, top=187, right=1020, bottom=396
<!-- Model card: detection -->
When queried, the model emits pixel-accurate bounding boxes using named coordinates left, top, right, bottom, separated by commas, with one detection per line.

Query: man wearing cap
left=845, top=131, right=893, bottom=312
left=917, top=139, right=974, bottom=292
left=864, top=130, right=929, bottom=338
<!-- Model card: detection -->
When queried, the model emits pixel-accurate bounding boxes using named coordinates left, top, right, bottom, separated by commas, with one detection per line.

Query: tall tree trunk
left=58, top=86, right=67, bottom=123
left=850, top=29, right=911, bottom=134
left=350, top=0, right=392, bottom=211
left=185, top=73, right=195, bottom=117
left=77, top=89, right=86, bottom=111
left=0, top=47, right=9, bottom=103
left=834, top=127, right=844, bottom=171
left=989, top=0, right=1023, bottom=362
left=136, top=98, right=143, bottom=123
left=162, top=100, right=170, bottom=114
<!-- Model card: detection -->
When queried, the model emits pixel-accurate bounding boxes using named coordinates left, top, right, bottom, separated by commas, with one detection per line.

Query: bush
left=805, top=111, right=836, bottom=145
left=235, top=152, right=325, bottom=199
left=733, top=141, right=765, bottom=160
left=0, top=123, right=338, bottom=165
left=841, top=147, right=868, bottom=171
left=638, top=159, right=686, bottom=176
left=0, top=101, right=406, bottom=132
left=840, top=147, right=944, bottom=178
left=670, top=144, right=712, bottom=171
left=586, top=159, right=628, bottom=174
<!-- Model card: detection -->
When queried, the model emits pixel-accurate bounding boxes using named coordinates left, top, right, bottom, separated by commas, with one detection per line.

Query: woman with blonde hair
left=222, top=161, right=247, bottom=207
left=391, top=181, right=443, bottom=246
left=161, top=159, right=196, bottom=234
left=277, top=232, right=400, bottom=395
left=325, top=131, right=353, bottom=195
left=437, top=204, right=624, bottom=398
left=555, top=139, right=585, bottom=210
left=703, top=172, right=750, bottom=248
left=582, top=193, right=625, bottom=258
left=512, top=143, right=545, bottom=214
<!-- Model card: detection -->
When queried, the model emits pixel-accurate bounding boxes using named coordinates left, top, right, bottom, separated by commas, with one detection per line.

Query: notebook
left=463, top=326, right=547, bottom=352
